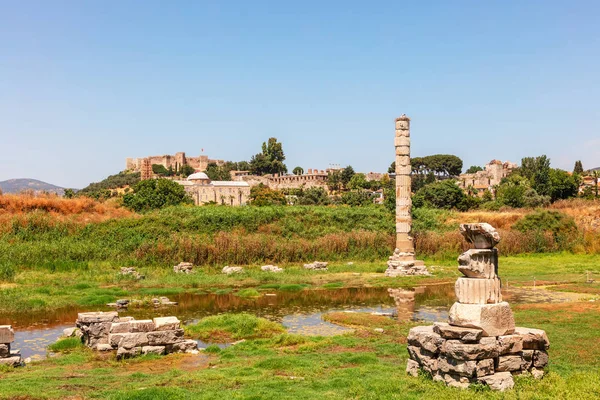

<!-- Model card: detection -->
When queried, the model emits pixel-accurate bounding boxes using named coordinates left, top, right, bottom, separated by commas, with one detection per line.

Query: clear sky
left=1, top=1, right=599, bottom=188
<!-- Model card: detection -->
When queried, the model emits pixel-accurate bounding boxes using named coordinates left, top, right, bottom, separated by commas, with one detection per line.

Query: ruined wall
left=183, top=184, right=250, bottom=206
left=458, top=160, right=517, bottom=192
left=126, top=152, right=224, bottom=173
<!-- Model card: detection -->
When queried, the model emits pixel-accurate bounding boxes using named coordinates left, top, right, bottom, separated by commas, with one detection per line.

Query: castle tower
left=140, top=158, right=153, bottom=180
left=385, top=115, right=428, bottom=276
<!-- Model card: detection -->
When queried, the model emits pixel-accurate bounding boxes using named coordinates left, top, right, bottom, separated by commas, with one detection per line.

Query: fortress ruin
left=458, top=160, right=517, bottom=193
left=126, top=152, right=224, bottom=174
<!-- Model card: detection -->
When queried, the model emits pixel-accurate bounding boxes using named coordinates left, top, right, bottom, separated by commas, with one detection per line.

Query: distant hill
left=0, top=178, right=66, bottom=195
left=79, top=171, right=140, bottom=195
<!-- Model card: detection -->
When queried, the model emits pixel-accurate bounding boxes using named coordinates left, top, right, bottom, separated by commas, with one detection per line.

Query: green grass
left=48, top=337, right=83, bottom=352
left=184, top=313, right=286, bottom=342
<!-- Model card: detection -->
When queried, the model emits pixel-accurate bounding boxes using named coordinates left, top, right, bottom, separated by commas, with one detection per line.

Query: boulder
left=437, top=355, right=494, bottom=378
left=142, top=346, right=166, bottom=355
left=109, top=332, right=149, bottom=349
left=497, top=334, right=523, bottom=355
left=0, top=356, right=21, bottom=366
left=496, top=355, right=529, bottom=372
left=459, top=223, right=500, bottom=249
left=455, top=277, right=502, bottom=304
left=166, top=339, right=198, bottom=353
left=441, top=373, right=471, bottom=389
left=222, top=266, right=244, bottom=275
left=174, top=262, right=194, bottom=274
left=406, top=359, right=420, bottom=377
left=147, top=329, right=184, bottom=346
left=0, top=343, right=10, bottom=357
left=441, top=337, right=498, bottom=361
left=533, top=350, right=549, bottom=368
left=62, top=327, right=77, bottom=338
left=116, top=346, right=141, bottom=360
left=0, top=325, right=15, bottom=344
left=521, top=350, right=534, bottom=369
left=478, top=372, right=514, bottom=391
left=303, top=261, right=328, bottom=270
left=448, top=302, right=515, bottom=337
left=514, top=327, right=550, bottom=350
left=457, top=249, right=498, bottom=279
left=153, top=317, right=180, bottom=331
left=96, top=344, right=114, bottom=352
left=433, top=323, right=482, bottom=343
left=261, top=265, right=283, bottom=273
left=407, top=326, right=444, bottom=354
left=131, top=320, right=156, bottom=332
left=407, top=346, right=438, bottom=374
left=88, top=322, right=112, bottom=338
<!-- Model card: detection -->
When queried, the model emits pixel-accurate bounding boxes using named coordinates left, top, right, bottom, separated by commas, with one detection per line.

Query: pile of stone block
left=261, top=265, right=283, bottom=273
left=0, top=325, right=21, bottom=366
left=120, top=267, right=144, bottom=280
left=406, top=223, right=549, bottom=391
left=303, top=261, right=328, bottom=270
left=174, top=262, right=194, bottom=274
left=386, top=249, right=430, bottom=276
left=76, top=312, right=197, bottom=360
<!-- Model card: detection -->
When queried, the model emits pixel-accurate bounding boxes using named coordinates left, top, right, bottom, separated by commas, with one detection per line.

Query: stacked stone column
left=0, top=325, right=21, bottom=366
left=405, top=223, right=550, bottom=391
left=385, top=115, right=428, bottom=276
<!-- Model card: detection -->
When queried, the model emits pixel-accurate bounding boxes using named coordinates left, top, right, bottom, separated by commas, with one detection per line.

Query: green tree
left=293, top=166, right=304, bottom=175
left=340, top=166, right=355, bottom=189
left=327, top=170, right=342, bottom=192
left=592, top=170, right=600, bottom=198
left=122, top=179, right=193, bottom=212
left=152, top=164, right=169, bottom=176
left=412, top=180, right=467, bottom=210
left=388, top=162, right=395, bottom=174
left=297, top=187, right=330, bottom=205
left=249, top=183, right=286, bottom=206
left=466, top=165, right=483, bottom=174
left=573, top=160, right=584, bottom=175
left=495, top=174, right=530, bottom=208
left=179, top=164, right=196, bottom=178
left=63, top=189, right=75, bottom=199
left=549, top=168, right=579, bottom=202
left=249, top=138, right=288, bottom=175
left=520, top=155, right=551, bottom=196
left=341, top=190, right=373, bottom=206
left=347, top=173, right=368, bottom=190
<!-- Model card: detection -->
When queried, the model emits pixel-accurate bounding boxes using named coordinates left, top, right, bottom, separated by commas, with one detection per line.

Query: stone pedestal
left=0, top=326, right=21, bottom=367
left=406, top=223, right=549, bottom=391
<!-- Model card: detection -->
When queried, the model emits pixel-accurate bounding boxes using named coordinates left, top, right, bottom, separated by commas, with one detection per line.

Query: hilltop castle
left=126, top=152, right=224, bottom=174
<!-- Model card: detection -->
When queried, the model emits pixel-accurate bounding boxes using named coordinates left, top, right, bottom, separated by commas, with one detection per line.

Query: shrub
left=413, top=180, right=467, bottom=210
left=0, top=262, right=15, bottom=282
left=122, top=179, right=193, bottom=212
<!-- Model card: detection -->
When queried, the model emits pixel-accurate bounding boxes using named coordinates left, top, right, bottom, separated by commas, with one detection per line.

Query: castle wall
left=126, top=152, right=224, bottom=173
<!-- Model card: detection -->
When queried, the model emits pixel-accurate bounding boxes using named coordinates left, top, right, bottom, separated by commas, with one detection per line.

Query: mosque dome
left=187, top=172, right=210, bottom=181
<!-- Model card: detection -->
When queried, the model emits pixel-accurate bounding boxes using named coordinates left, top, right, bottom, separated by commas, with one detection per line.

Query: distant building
left=457, top=160, right=517, bottom=193
left=126, top=152, right=224, bottom=173
left=176, top=172, right=250, bottom=206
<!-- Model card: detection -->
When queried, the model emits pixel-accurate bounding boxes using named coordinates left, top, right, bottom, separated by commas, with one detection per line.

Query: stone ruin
left=222, top=266, right=244, bottom=275
left=174, top=262, right=194, bottom=274
left=406, top=223, right=549, bottom=391
left=261, top=265, right=283, bottom=273
left=120, top=267, right=144, bottom=280
left=0, top=325, right=21, bottom=367
left=303, top=261, right=328, bottom=271
left=76, top=312, right=197, bottom=360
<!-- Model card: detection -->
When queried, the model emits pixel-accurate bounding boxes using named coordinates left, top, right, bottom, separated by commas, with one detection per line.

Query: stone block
left=433, top=323, right=483, bottom=343
left=0, top=356, right=21, bottom=366
left=406, top=359, right=419, bottom=377
left=116, top=346, right=141, bottom=360
left=441, top=373, right=470, bottom=389
left=109, top=322, right=132, bottom=334
left=407, top=345, right=438, bottom=373
left=0, top=343, right=10, bottom=357
left=0, top=326, right=15, bottom=343
left=448, top=302, right=515, bottom=337
left=455, top=277, right=502, bottom=304
left=142, top=345, right=166, bottom=355
left=153, top=317, right=180, bottom=331
left=119, top=316, right=135, bottom=323
left=96, top=343, right=114, bottom=352
left=166, top=339, right=198, bottom=353
left=457, top=249, right=498, bottom=279
left=394, top=136, right=410, bottom=147
left=497, top=334, right=523, bottom=355
left=521, top=350, right=534, bottom=369
left=438, top=355, right=494, bottom=378
left=459, top=223, right=500, bottom=249
left=147, top=329, right=184, bottom=346
left=76, top=312, right=119, bottom=325
left=497, top=355, right=529, bottom=372
left=407, top=326, right=445, bottom=354
left=514, top=327, right=550, bottom=350
left=131, top=320, right=155, bottom=332
left=109, top=332, right=149, bottom=349
left=478, top=372, right=514, bottom=391
left=395, top=120, right=409, bottom=130
left=441, top=337, right=498, bottom=361
left=88, top=322, right=112, bottom=338
left=533, top=350, right=549, bottom=368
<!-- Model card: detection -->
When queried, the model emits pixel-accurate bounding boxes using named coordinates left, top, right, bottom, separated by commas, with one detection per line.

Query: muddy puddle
left=0, top=284, right=583, bottom=359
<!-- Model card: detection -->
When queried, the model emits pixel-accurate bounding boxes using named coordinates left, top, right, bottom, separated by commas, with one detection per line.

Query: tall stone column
left=385, top=115, right=428, bottom=276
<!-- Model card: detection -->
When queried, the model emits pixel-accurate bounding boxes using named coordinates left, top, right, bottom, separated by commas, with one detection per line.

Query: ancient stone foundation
left=406, top=223, right=549, bottom=391
left=0, top=325, right=21, bottom=366
left=76, top=312, right=198, bottom=359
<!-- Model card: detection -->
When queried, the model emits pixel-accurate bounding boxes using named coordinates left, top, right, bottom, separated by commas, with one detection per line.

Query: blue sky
left=1, top=1, right=598, bottom=188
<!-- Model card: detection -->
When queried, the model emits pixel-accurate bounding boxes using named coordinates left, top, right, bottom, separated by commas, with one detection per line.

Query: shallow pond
left=0, top=284, right=582, bottom=359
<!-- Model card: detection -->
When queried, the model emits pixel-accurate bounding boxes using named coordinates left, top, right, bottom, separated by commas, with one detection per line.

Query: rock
left=0, top=344, right=10, bottom=357
left=222, top=266, right=244, bottom=274
left=142, top=345, right=166, bottom=355
left=116, top=346, right=141, bottom=360
left=374, top=328, right=384, bottom=333
left=407, top=326, right=445, bottom=354
left=173, top=262, right=194, bottom=274
left=433, top=323, right=482, bottom=343
left=437, top=355, right=494, bottom=378
left=166, top=339, right=198, bottom=353
left=448, top=302, right=515, bottom=337
left=406, top=359, right=420, bottom=377
left=303, top=261, right=328, bottom=270
left=530, top=367, right=545, bottom=379
left=159, top=297, right=178, bottom=306
left=497, top=355, right=529, bottom=372
left=261, top=265, right=283, bottom=273
left=109, top=322, right=132, bottom=334
left=153, top=317, right=180, bottom=331
left=146, top=329, right=184, bottom=346
left=0, top=356, right=22, bottom=366
left=0, top=325, right=15, bottom=343
left=455, top=277, right=502, bottom=304
left=120, top=267, right=145, bottom=280
left=131, top=320, right=155, bottom=332
left=497, top=334, right=523, bottom=355
left=459, top=223, right=501, bottom=249
left=88, top=322, right=112, bottom=338
left=521, top=350, right=534, bottom=369
left=109, top=332, right=149, bottom=349
left=441, top=373, right=471, bottom=389
left=77, top=312, right=119, bottom=325
left=24, top=357, right=31, bottom=364
left=457, top=249, right=498, bottom=279
left=441, top=337, right=498, bottom=361
left=62, top=327, right=77, bottom=338
left=478, top=372, right=514, bottom=391
left=116, top=299, right=129, bottom=307
left=96, top=343, right=114, bottom=352
left=407, top=346, right=438, bottom=374
left=533, top=350, right=549, bottom=368
left=119, top=316, right=135, bottom=323
left=514, top=327, right=550, bottom=350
